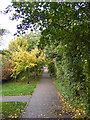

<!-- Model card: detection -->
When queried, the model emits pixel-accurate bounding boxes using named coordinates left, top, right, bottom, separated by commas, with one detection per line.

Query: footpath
left=0, top=95, right=31, bottom=102
left=21, top=71, right=71, bottom=118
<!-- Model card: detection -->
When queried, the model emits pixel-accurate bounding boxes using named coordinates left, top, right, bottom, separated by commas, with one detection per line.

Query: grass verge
left=1, top=102, right=27, bottom=119
left=1, top=77, right=40, bottom=96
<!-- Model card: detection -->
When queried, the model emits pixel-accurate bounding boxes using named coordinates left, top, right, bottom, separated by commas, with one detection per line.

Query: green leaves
left=3, top=2, right=89, bottom=117
left=48, top=41, right=89, bottom=117
left=4, top=2, right=89, bottom=50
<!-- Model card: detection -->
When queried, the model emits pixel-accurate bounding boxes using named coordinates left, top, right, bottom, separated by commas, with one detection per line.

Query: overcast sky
left=0, top=0, right=21, bottom=50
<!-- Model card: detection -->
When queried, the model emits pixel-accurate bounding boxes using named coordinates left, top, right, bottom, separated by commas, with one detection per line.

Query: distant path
left=0, top=95, right=31, bottom=102
left=21, top=72, right=71, bottom=118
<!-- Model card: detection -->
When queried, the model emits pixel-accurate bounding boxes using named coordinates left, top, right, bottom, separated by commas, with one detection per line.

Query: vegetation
left=2, top=1, right=89, bottom=118
left=1, top=73, right=40, bottom=96
left=2, top=102, right=27, bottom=118
left=48, top=43, right=89, bottom=118
left=2, top=54, right=13, bottom=80
left=1, top=32, right=44, bottom=119
left=0, top=27, right=10, bottom=36
left=2, top=32, right=45, bottom=83
left=53, top=78, right=88, bottom=118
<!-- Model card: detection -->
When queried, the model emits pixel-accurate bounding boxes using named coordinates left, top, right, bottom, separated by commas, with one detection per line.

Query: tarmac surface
left=0, top=95, right=31, bottom=102
left=21, top=71, right=71, bottom=118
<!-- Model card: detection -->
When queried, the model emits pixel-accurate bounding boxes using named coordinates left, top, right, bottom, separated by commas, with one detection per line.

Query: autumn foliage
left=2, top=34, right=46, bottom=83
left=2, top=56, right=13, bottom=80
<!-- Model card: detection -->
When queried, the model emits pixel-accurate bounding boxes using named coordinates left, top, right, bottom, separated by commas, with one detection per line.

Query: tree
left=0, top=25, right=11, bottom=47
left=0, top=27, right=10, bottom=36
left=4, top=1, right=89, bottom=115
left=21, top=31, right=41, bottom=51
left=10, top=46, right=45, bottom=83
left=5, top=2, right=89, bottom=45
left=8, top=34, right=46, bottom=83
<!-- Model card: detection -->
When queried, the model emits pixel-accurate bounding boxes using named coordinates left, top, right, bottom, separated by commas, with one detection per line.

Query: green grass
left=1, top=78, right=40, bottom=96
left=1, top=102, right=27, bottom=118
left=1, top=76, right=40, bottom=119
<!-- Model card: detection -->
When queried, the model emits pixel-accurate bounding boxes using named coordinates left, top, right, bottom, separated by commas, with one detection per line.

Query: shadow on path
left=21, top=71, right=71, bottom=118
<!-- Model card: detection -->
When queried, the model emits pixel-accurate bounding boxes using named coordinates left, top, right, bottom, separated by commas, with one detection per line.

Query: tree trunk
left=34, top=67, right=36, bottom=78
left=27, top=80, right=29, bottom=84
left=27, top=69, right=30, bottom=84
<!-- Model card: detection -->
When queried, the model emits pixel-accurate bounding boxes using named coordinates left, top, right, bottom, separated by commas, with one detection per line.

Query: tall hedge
left=48, top=42, right=89, bottom=115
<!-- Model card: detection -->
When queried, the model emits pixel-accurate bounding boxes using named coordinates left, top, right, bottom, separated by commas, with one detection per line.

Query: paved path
left=0, top=95, right=31, bottom=102
left=21, top=72, right=71, bottom=118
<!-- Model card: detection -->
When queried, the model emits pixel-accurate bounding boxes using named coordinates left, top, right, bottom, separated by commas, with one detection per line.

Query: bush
left=48, top=61, right=56, bottom=77
left=48, top=43, right=89, bottom=115
left=2, top=55, right=13, bottom=81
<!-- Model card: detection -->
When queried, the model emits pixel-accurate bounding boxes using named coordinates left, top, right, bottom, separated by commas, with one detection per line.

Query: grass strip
left=2, top=102, right=27, bottom=119
left=1, top=78, right=40, bottom=96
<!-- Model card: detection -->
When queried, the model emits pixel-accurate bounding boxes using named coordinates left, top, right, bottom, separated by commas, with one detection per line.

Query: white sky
left=0, top=0, right=21, bottom=50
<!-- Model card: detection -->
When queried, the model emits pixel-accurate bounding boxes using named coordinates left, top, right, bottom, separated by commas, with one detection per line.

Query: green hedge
left=48, top=61, right=56, bottom=78
left=48, top=43, right=89, bottom=115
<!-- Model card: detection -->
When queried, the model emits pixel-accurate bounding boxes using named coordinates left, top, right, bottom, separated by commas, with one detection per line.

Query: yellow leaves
left=72, top=108, right=87, bottom=119
left=80, top=54, right=83, bottom=57
left=82, top=59, right=87, bottom=64
left=48, top=19, right=52, bottom=25
left=21, top=109, right=23, bottom=112
left=59, top=43, right=62, bottom=47
left=25, top=3, right=28, bottom=6
left=77, top=46, right=79, bottom=50
left=59, top=113, right=61, bottom=116
left=21, top=76, right=26, bottom=80
left=60, top=23, right=63, bottom=26
left=37, top=52, right=46, bottom=63
left=44, top=54, right=46, bottom=57
left=83, top=46, right=86, bottom=48
left=85, top=60, right=87, bottom=62
left=82, top=60, right=83, bottom=62
left=32, top=7, right=34, bottom=11
left=74, top=23, right=76, bottom=26
left=85, top=60, right=87, bottom=64
left=8, top=113, right=18, bottom=118
left=50, top=58, right=56, bottom=63
left=49, top=19, right=52, bottom=23
left=10, top=60, right=14, bottom=64
left=31, top=47, right=39, bottom=55
left=14, top=114, right=17, bottom=116
left=11, top=46, right=46, bottom=79
left=65, top=44, right=67, bottom=47
left=16, top=5, right=19, bottom=7
left=30, top=63, right=36, bottom=67
left=9, top=37, right=29, bottom=51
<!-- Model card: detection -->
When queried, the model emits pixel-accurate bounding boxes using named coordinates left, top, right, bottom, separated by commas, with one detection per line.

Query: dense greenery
left=3, top=1, right=90, bottom=118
